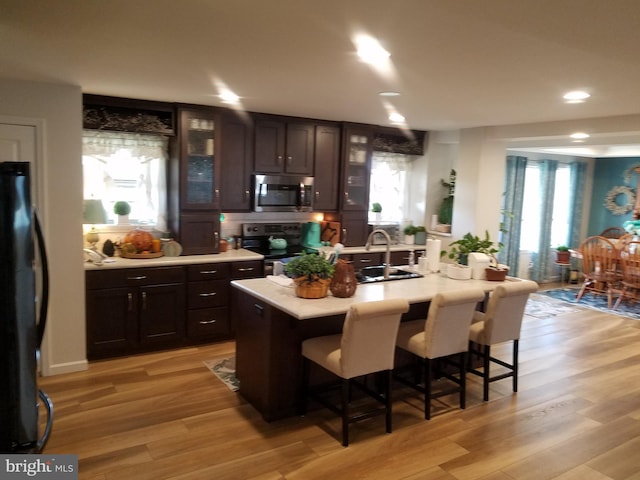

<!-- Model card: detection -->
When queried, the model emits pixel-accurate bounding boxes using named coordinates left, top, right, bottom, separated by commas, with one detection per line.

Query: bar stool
left=300, top=298, right=409, bottom=446
left=468, top=280, right=538, bottom=401
left=395, top=289, right=485, bottom=419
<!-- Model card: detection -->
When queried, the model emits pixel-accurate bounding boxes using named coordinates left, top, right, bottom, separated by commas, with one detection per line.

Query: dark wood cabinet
left=185, top=260, right=264, bottom=341
left=86, top=267, right=185, bottom=360
left=178, top=213, right=221, bottom=256
left=337, top=210, right=370, bottom=247
left=219, top=110, right=254, bottom=211
left=341, top=124, right=373, bottom=211
left=170, top=106, right=222, bottom=254
left=313, top=124, right=341, bottom=211
left=254, top=117, right=315, bottom=175
left=178, top=107, right=219, bottom=210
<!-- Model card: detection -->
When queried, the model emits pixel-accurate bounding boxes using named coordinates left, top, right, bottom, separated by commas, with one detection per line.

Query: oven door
left=253, top=175, right=313, bottom=212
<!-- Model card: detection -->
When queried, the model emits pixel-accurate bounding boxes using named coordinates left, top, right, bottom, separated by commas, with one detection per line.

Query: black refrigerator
left=0, top=161, right=53, bottom=453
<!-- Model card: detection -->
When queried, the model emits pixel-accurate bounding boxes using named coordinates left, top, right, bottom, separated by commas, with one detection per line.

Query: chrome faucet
left=365, top=229, right=391, bottom=279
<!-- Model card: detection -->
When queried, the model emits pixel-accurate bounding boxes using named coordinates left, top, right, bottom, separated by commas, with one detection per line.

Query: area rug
left=539, top=287, right=640, bottom=321
left=203, top=357, right=239, bottom=392
left=525, top=293, right=582, bottom=318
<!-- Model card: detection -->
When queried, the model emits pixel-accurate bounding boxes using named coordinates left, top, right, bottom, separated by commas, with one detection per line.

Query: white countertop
left=84, top=248, right=263, bottom=270
left=231, top=273, right=525, bottom=320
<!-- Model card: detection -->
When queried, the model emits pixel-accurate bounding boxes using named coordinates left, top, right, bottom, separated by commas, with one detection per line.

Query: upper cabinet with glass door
left=341, top=124, right=373, bottom=211
left=179, top=108, right=219, bottom=210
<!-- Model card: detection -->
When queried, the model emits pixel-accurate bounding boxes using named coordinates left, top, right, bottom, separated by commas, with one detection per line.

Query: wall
left=0, top=78, right=87, bottom=375
left=589, top=157, right=640, bottom=236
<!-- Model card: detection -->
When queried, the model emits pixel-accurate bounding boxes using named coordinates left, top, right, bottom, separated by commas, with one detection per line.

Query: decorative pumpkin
left=123, top=229, right=153, bottom=253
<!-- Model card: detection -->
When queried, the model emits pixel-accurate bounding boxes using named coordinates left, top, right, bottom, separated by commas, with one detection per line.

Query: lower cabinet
left=86, top=266, right=185, bottom=360
left=86, top=260, right=264, bottom=360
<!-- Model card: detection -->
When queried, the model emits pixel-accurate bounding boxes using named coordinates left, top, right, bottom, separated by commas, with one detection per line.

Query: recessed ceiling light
left=355, top=34, right=390, bottom=65
left=388, top=112, right=405, bottom=124
left=570, top=132, right=590, bottom=139
left=563, top=90, right=591, bottom=103
left=219, top=89, right=240, bottom=104
left=379, top=91, right=400, bottom=97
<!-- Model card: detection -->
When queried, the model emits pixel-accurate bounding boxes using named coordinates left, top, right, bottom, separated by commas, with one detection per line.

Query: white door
left=0, top=123, right=38, bottom=205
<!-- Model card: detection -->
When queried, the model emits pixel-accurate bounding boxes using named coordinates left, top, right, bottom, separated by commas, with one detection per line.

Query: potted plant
left=441, top=230, right=505, bottom=280
left=371, top=202, right=382, bottom=224
left=284, top=253, right=335, bottom=299
left=556, top=245, right=570, bottom=264
left=437, top=169, right=456, bottom=232
left=441, top=230, right=499, bottom=265
left=485, top=254, right=510, bottom=281
left=113, top=201, right=131, bottom=225
left=414, top=226, right=427, bottom=245
left=404, top=224, right=417, bottom=244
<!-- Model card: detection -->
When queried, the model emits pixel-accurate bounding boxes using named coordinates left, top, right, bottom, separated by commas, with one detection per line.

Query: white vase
left=405, top=234, right=415, bottom=245
left=117, top=214, right=130, bottom=225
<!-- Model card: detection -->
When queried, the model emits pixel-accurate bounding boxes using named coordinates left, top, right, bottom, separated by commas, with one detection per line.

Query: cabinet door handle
left=215, top=188, right=220, bottom=199
left=200, top=270, right=218, bottom=275
left=127, top=275, right=147, bottom=281
left=141, top=292, right=147, bottom=310
left=199, top=292, right=217, bottom=297
left=244, top=189, right=250, bottom=201
left=276, top=155, right=283, bottom=165
left=287, top=155, right=292, bottom=165
left=360, top=258, right=373, bottom=264
left=315, top=191, right=320, bottom=199
left=128, top=292, right=133, bottom=311
left=237, top=267, right=254, bottom=272
left=253, top=303, right=264, bottom=316
left=199, top=319, right=217, bottom=325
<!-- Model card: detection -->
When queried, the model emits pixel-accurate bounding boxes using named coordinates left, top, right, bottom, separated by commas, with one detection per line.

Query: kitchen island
left=231, top=273, right=527, bottom=421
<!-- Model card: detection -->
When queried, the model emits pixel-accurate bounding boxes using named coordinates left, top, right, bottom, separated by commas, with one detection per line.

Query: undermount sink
left=356, top=265, right=423, bottom=284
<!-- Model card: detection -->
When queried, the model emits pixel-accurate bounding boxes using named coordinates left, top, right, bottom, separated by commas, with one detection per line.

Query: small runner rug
left=203, top=357, right=239, bottom=392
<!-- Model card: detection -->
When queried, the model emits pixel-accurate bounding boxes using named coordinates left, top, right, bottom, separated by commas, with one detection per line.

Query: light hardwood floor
left=39, top=294, right=640, bottom=480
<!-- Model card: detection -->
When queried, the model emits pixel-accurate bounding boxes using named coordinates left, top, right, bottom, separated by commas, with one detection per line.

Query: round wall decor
left=604, top=185, right=635, bottom=215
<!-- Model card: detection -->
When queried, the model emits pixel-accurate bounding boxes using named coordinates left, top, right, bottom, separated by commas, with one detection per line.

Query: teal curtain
left=530, top=160, right=558, bottom=282
left=500, top=155, right=527, bottom=271
left=568, top=161, right=587, bottom=248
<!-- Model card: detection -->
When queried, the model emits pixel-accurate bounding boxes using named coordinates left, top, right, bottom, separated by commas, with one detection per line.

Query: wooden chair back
left=618, top=241, right=640, bottom=286
left=599, top=226, right=626, bottom=239
left=578, top=236, right=617, bottom=276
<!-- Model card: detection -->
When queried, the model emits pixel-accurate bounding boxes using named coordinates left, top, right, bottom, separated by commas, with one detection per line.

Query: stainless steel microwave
left=253, top=174, right=314, bottom=212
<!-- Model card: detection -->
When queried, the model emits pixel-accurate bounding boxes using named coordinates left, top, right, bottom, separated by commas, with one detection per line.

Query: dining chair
left=612, top=241, right=640, bottom=310
left=300, top=298, right=409, bottom=446
left=467, top=280, right=538, bottom=401
left=599, top=226, right=626, bottom=239
left=575, top=236, right=619, bottom=307
left=395, top=288, right=485, bottom=419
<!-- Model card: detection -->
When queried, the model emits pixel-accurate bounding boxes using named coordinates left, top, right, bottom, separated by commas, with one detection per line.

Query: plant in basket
left=284, top=253, right=335, bottom=299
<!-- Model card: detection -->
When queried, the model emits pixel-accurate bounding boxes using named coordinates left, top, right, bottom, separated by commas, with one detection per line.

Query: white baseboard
left=41, top=359, right=89, bottom=377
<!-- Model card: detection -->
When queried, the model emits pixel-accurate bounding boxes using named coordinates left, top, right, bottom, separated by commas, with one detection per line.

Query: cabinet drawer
left=390, top=250, right=425, bottom=265
left=86, top=266, right=185, bottom=289
left=350, top=253, right=382, bottom=268
left=187, top=307, right=230, bottom=338
left=187, top=263, right=230, bottom=281
left=188, top=280, right=229, bottom=308
left=231, top=260, right=263, bottom=279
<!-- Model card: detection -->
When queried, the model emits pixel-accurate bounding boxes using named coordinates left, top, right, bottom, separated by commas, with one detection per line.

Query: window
left=82, top=131, right=168, bottom=229
left=368, top=152, right=412, bottom=223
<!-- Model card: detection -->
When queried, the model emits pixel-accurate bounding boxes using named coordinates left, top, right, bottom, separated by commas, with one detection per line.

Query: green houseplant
left=437, top=169, right=456, bottom=226
left=556, top=245, right=570, bottom=264
left=284, top=253, right=335, bottom=299
left=414, top=225, right=427, bottom=245
left=404, top=224, right=418, bottom=244
left=113, top=201, right=131, bottom=225
left=441, top=230, right=500, bottom=265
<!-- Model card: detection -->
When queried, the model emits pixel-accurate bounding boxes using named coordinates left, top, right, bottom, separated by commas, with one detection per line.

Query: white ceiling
left=2, top=0, right=640, bottom=153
